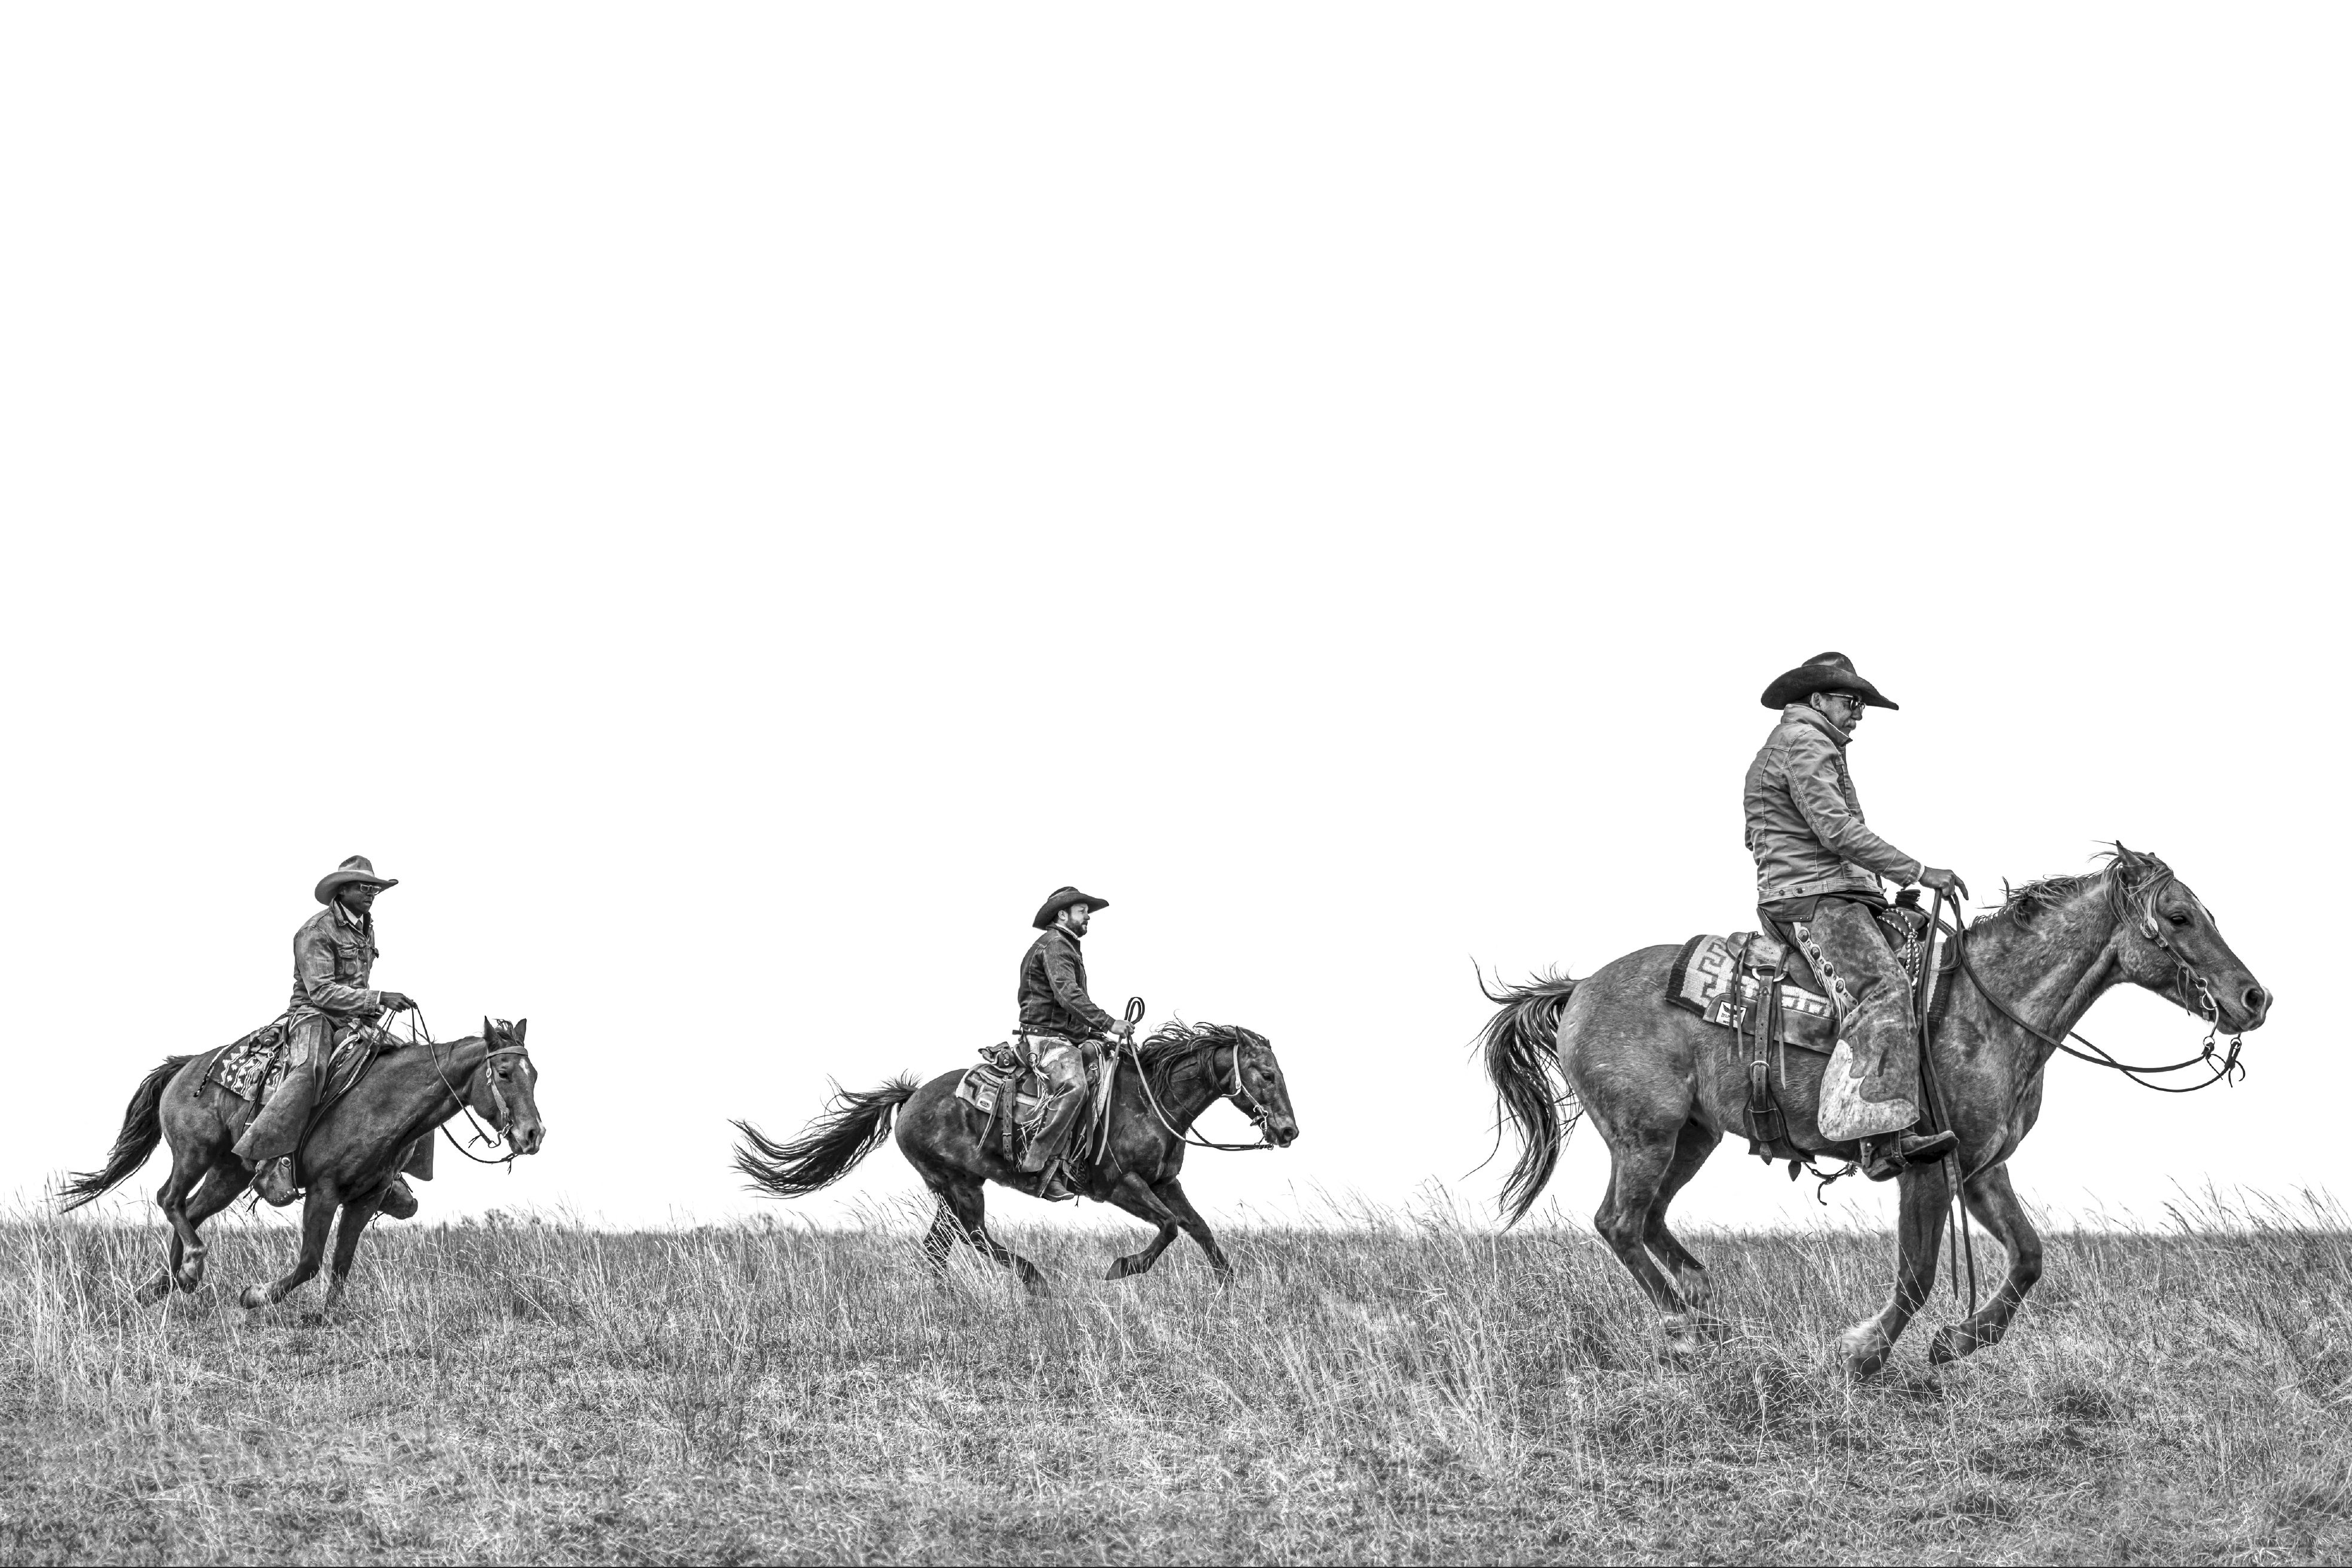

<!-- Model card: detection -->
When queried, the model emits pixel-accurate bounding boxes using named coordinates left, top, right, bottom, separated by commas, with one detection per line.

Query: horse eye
left=2167, top=912, right=2191, bottom=927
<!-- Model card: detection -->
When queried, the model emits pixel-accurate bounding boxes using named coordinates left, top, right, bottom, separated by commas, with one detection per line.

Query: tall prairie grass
left=4, top=1191, right=2350, bottom=1564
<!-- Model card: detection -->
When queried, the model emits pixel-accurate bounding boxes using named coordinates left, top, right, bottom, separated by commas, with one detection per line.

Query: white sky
left=2, top=9, right=2343, bottom=1238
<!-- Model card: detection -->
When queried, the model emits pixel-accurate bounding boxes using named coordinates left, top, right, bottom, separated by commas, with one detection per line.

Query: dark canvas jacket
left=1743, top=703, right=1924, bottom=904
left=1017, top=928, right=1116, bottom=1038
left=287, top=902, right=385, bottom=1026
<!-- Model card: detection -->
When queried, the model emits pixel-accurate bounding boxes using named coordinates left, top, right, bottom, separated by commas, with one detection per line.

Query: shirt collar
left=333, top=898, right=371, bottom=932
left=1784, top=702, right=1851, bottom=749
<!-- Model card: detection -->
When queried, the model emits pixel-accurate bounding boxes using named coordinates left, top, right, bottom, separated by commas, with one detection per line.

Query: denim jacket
left=286, top=902, right=384, bottom=1024
left=1743, top=704, right=1923, bottom=903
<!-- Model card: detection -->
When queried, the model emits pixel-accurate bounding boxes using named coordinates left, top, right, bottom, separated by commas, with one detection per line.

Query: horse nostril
left=2244, top=986, right=2268, bottom=1012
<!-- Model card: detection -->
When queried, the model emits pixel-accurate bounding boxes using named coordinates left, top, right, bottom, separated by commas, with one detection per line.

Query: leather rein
left=402, top=1011, right=533, bottom=1166
left=1119, top=996, right=1278, bottom=1154
left=1941, top=865, right=2245, bottom=1093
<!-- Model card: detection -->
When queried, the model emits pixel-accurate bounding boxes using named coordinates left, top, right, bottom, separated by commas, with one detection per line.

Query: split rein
left=1938, top=870, right=2245, bottom=1094
left=1119, top=997, right=1279, bottom=1154
left=395, top=1010, right=530, bottom=1167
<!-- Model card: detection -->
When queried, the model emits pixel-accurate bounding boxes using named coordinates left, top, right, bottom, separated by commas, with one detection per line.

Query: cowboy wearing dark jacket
left=1744, top=654, right=1966, bottom=1180
left=1012, top=886, right=1134, bottom=1192
left=234, top=856, right=425, bottom=1211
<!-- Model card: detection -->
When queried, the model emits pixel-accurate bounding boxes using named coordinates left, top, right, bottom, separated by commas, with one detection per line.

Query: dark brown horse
left=733, top=1020, right=1299, bottom=1289
left=1479, top=846, right=2269, bottom=1374
left=62, top=1018, right=547, bottom=1309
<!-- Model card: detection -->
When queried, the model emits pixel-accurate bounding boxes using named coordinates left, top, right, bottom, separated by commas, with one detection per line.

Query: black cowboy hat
left=1760, top=651, right=1899, bottom=710
left=1032, top=886, right=1109, bottom=930
left=315, top=855, right=399, bottom=905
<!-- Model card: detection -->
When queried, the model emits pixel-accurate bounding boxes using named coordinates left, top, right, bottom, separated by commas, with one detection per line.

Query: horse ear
left=2113, top=841, right=2147, bottom=873
left=514, top=1018, right=528, bottom=1043
left=483, top=1015, right=496, bottom=1042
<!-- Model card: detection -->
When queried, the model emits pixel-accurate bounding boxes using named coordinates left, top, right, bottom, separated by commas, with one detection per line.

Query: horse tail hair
left=1474, top=967, right=1584, bottom=1227
left=731, top=1075, right=920, bottom=1200
left=59, top=1054, right=193, bottom=1211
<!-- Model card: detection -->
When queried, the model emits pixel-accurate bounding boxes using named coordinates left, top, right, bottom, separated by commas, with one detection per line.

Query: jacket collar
left=1783, top=702, right=1851, bottom=749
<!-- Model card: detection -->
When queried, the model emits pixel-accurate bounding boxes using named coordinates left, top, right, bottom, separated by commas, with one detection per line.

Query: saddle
left=953, top=1037, right=1121, bottom=1186
left=203, top=1016, right=392, bottom=1142
left=1665, top=892, right=1953, bottom=1164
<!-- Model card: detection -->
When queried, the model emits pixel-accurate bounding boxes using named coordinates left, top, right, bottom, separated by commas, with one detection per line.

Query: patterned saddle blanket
left=208, top=1021, right=294, bottom=1104
left=1665, top=902, right=1950, bottom=1055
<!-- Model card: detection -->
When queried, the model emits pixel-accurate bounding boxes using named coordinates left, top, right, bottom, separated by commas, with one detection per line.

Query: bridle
left=1122, top=996, right=1279, bottom=1154
left=1943, top=861, right=2245, bottom=1093
left=404, top=1010, right=535, bottom=1166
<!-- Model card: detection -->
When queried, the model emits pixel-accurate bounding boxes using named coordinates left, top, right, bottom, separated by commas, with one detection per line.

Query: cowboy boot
left=1860, top=1127, right=1960, bottom=1182
left=253, top=1157, right=301, bottom=1207
left=377, top=1177, right=419, bottom=1220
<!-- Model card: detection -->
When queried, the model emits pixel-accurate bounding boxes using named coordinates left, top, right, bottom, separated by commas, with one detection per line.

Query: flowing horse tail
left=731, top=1075, right=922, bottom=1200
left=1476, top=970, right=1584, bottom=1226
left=59, top=1054, right=194, bottom=1211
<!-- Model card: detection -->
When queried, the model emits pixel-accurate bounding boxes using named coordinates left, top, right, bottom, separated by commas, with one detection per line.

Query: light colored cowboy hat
left=1760, top=651, right=1899, bottom=710
left=1032, top=886, right=1109, bottom=930
left=315, top=855, right=400, bottom=905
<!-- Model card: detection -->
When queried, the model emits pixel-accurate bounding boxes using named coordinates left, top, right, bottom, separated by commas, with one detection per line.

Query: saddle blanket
left=208, top=1022, right=292, bottom=1103
left=953, top=1037, right=1119, bottom=1165
left=1667, top=935, right=1841, bottom=1054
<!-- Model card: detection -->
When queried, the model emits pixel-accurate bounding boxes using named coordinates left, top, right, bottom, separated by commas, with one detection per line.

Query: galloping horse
left=733, top=1018, right=1299, bottom=1289
left=62, top=1018, right=546, bottom=1309
left=1479, top=846, right=2269, bottom=1374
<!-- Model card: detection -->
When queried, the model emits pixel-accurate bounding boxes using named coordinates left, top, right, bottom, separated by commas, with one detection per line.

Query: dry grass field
left=4, top=1192, right=2350, bottom=1566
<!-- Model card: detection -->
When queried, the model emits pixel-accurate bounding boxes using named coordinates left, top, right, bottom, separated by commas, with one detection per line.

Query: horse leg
left=322, top=1195, right=381, bottom=1310
left=936, top=1178, right=1047, bottom=1294
left=1929, top=1163, right=2043, bottom=1364
left=1102, top=1176, right=1182, bottom=1282
left=1594, top=1131, right=1691, bottom=1317
left=1642, top=1120, right=1722, bottom=1310
left=136, top=1155, right=203, bottom=1305
left=1837, top=1157, right=1951, bottom=1376
left=1144, top=1176, right=1233, bottom=1282
left=240, top=1184, right=338, bottom=1310
left=170, top=1161, right=254, bottom=1293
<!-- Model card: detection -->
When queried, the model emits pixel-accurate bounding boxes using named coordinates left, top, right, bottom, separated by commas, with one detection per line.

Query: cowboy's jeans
left=232, top=1015, right=339, bottom=1164
left=1014, top=1035, right=1097, bottom=1174
left=1792, top=899, right=1923, bottom=1140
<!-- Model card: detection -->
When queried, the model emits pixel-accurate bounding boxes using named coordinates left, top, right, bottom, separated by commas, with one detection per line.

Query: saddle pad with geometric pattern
left=1665, top=935, right=1842, bottom=1054
left=208, top=1021, right=292, bottom=1102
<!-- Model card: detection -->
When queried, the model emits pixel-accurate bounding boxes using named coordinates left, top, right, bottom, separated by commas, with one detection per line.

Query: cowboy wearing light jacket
left=1744, top=653, right=1967, bottom=1180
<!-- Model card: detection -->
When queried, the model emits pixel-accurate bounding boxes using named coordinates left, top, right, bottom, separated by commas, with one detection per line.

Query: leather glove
left=377, top=991, right=419, bottom=1014
left=1917, top=867, right=1970, bottom=901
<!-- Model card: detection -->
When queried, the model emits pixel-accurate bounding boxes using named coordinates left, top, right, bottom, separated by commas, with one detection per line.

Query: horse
left=732, top=1019, right=1299, bottom=1290
left=1478, top=846, right=2269, bottom=1374
left=60, top=1017, right=547, bottom=1310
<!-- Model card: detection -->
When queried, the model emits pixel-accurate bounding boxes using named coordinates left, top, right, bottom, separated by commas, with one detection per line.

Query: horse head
left=474, top=1017, right=547, bottom=1157
left=2107, top=846, right=2271, bottom=1035
left=1219, top=1026, right=1300, bottom=1148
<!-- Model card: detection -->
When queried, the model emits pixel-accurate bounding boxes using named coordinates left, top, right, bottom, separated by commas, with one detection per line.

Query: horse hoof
left=135, top=1276, right=172, bottom=1306
left=239, top=1285, right=271, bottom=1310
left=1837, top=1326, right=1892, bottom=1378
left=1105, top=1259, right=1136, bottom=1281
left=1929, top=1325, right=1975, bottom=1365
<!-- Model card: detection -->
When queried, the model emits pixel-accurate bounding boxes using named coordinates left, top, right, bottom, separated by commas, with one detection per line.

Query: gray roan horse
left=1479, top=847, right=2269, bottom=1374
left=732, top=1019, right=1299, bottom=1289
left=60, top=1020, right=546, bottom=1309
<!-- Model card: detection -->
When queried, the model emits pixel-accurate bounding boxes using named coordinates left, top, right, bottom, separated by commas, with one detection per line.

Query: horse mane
left=1137, top=1020, right=1255, bottom=1103
left=1985, top=846, right=2159, bottom=929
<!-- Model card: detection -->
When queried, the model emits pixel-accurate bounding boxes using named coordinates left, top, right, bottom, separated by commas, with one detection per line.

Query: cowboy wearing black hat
left=1011, top=887, right=1133, bottom=1195
left=234, top=856, right=425, bottom=1210
left=1744, top=655, right=1967, bottom=1180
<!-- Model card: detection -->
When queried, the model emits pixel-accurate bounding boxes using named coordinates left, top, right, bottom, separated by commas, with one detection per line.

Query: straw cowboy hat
left=1760, top=651, right=1900, bottom=710
left=1032, top=886, right=1109, bottom=930
left=315, top=855, right=399, bottom=905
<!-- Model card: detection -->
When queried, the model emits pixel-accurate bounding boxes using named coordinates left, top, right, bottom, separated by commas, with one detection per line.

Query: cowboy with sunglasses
left=1744, top=654, right=1967, bottom=1180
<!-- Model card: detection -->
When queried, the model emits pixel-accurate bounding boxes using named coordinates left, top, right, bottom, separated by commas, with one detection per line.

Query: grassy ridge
left=3, top=1195, right=2350, bottom=1565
